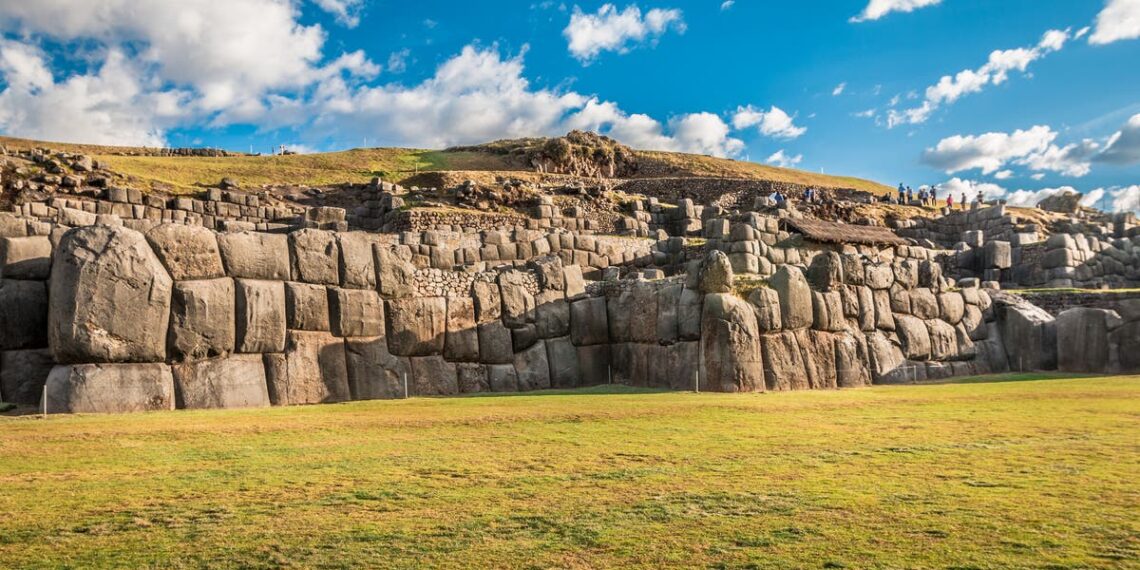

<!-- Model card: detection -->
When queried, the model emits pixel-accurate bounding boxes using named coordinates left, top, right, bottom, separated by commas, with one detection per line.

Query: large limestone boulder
left=1111, top=321, right=1140, bottom=372
left=477, top=321, right=513, bottom=364
left=145, top=224, right=225, bottom=281
left=771, top=265, right=812, bottom=330
left=864, top=331, right=906, bottom=384
left=806, top=251, right=844, bottom=291
left=488, top=363, right=519, bottom=392
left=235, top=279, right=287, bottom=354
left=926, top=319, right=959, bottom=361
left=375, top=245, right=416, bottom=299
left=576, top=344, right=612, bottom=386
left=938, top=292, right=965, bottom=325
left=385, top=297, right=446, bottom=356
left=760, top=331, right=808, bottom=391
left=329, top=288, right=384, bottom=337
left=656, top=283, right=682, bottom=344
left=345, top=336, right=410, bottom=400
left=45, top=363, right=175, bottom=414
left=698, top=250, right=733, bottom=294
left=444, top=296, right=480, bottom=361
left=546, top=336, right=581, bottom=389
left=834, top=333, right=871, bottom=388
left=50, top=226, right=172, bottom=363
left=456, top=363, right=490, bottom=393
left=535, top=290, right=570, bottom=339
left=218, top=231, right=290, bottom=280
left=169, top=278, right=236, bottom=361
left=0, top=279, right=48, bottom=350
left=499, top=270, right=535, bottom=327
left=0, top=349, right=54, bottom=405
left=289, top=229, right=340, bottom=285
left=811, top=291, right=845, bottom=332
left=410, top=355, right=459, bottom=395
left=894, top=315, right=931, bottom=361
left=0, top=236, right=52, bottom=280
left=700, top=293, right=764, bottom=392
left=909, top=288, right=940, bottom=320
left=514, top=340, right=551, bottom=391
left=628, top=280, right=659, bottom=343
left=472, top=280, right=503, bottom=323
left=171, top=355, right=270, bottom=410
left=1055, top=308, right=1117, bottom=373
left=264, top=331, right=350, bottom=406
left=993, top=293, right=1056, bottom=371
left=748, top=287, right=782, bottom=332
left=864, top=263, right=894, bottom=290
left=678, top=287, right=703, bottom=341
left=570, top=296, right=609, bottom=345
left=337, top=233, right=378, bottom=289
left=799, top=330, right=838, bottom=390
left=284, top=282, right=331, bottom=331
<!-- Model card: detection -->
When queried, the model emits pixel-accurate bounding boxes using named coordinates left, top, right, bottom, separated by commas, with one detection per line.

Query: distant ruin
left=0, top=141, right=1138, bottom=413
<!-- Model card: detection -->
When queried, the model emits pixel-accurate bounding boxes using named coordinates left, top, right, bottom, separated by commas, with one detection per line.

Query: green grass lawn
left=2, top=375, right=1138, bottom=568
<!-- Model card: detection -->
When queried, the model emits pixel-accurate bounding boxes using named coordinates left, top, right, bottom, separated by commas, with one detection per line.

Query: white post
left=41, top=384, right=47, bottom=418
left=694, top=370, right=700, bottom=393
left=403, top=373, right=409, bottom=399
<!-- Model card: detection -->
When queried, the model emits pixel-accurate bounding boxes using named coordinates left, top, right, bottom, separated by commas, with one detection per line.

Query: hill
left=0, top=134, right=893, bottom=195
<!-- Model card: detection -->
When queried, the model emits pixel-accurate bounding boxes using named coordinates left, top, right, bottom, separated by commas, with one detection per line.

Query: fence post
left=403, top=373, right=409, bottom=399
left=694, top=370, right=700, bottom=393
left=41, top=384, right=47, bottom=418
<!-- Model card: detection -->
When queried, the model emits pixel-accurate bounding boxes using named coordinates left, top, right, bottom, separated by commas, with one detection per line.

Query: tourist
left=930, top=186, right=938, bottom=207
left=898, top=183, right=905, bottom=203
left=960, top=193, right=967, bottom=210
left=772, top=191, right=784, bottom=205
left=946, top=194, right=954, bottom=210
left=918, top=188, right=927, bottom=206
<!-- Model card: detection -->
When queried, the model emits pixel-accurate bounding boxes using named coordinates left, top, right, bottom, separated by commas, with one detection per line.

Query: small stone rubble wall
left=1015, top=290, right=1140, bottom=317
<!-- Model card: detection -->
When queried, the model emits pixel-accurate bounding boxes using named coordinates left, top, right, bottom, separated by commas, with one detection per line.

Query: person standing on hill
left=930, top=186, right=938, bottom=207
left=898, top=183, right=905, bottom=203
left=960, top=193, right=967, bottom=210
left=946, top=194, right=954, bottom=210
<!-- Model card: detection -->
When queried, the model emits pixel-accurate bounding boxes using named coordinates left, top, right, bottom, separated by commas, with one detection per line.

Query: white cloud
left=312, top=0, right=364, bottom=28
left=563, top=4, right=685, bottom=63
left=296, top=45, right=745, bottom=156
left=832, top=82, right=847, bottom=96
left=889, top=29, right=1071, bottom=127
left=1096, top=113, right=1140, bottom=164
left=766, top=149, right=803, bottom=168
left=387, top=49, right=411, bottom=74
left=731, top=105, right=807, bottom=139
left=1089, top=0, right=1140, bottom=45
left=0, top=41, right=185, bottom=146
left=720, top=0, right=735, bottom=10
left=850, top=0, right=941, bottom=23
left=1031, top=173, right=1045, bottom=181
left=922, top=125, right=1098, bottom=177
left=994, top=170, right=1013, bottom=180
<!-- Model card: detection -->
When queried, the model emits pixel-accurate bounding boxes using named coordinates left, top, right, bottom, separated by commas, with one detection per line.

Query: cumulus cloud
left=0, top=3, right=745, bottom=158
left=922, top=126, right=1099, bottom=177
left=889, top=28, right=1071, bottom=127
left=1089, top=0, right=1140, bottom=45
left=720, top=1, right=735, bottom=10
left=731, top=105, right=806, bottom=139
left=850, top=0, right=941, bottom=23
left=994, top=170, right=1013, bottom=180
left=0, top=41, right=185, bottom=146
left=295, top=45, right=745, bottom=156
left=563, top=4, right=685, bottom=63
left=765, top=150, right=803, bottom=168
left=1096, top=113, right=1140, bottom=164
left=832, top=82, right=847, bottom=96
left=387, top=48, right=411, bottom=74
left=312, top=0, right=365, bottom=28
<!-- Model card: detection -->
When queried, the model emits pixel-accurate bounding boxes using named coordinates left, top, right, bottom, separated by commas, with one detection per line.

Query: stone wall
left=1015, top=290, right=1140, bottom=317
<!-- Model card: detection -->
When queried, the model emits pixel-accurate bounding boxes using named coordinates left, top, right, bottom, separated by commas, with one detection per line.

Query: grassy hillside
left=1, top=374, right=1136, bottom=568
left=636, top=150, right=894, bottom=194
left=1, top=134, right=892, bottom=194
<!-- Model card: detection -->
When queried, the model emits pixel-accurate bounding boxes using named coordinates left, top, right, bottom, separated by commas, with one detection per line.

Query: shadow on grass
left=916, top=372, right=1103, bottom=386
left=449, top=384, right=675, bottom=399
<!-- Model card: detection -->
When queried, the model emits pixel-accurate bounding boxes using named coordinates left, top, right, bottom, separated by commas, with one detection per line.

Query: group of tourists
left=895, top=183, right=939, bottom=207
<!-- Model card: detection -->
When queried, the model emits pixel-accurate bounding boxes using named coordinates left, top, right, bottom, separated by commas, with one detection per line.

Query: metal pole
left=694, top=370, right=700, bottom=393
left=403, top=373, right=409, bottom=399
left=41, top=384, right=47, bottom=418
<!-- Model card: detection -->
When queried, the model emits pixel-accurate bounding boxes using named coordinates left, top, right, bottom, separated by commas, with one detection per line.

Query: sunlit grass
left=1, top=375, right=1137, bottom=568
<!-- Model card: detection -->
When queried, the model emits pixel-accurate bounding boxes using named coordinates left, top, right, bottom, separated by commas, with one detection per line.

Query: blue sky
left=0, top=0, right=1138, bottom=211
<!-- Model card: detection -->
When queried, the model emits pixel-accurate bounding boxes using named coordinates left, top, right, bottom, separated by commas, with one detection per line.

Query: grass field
left=2, top=375, right=1137, bottom=568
